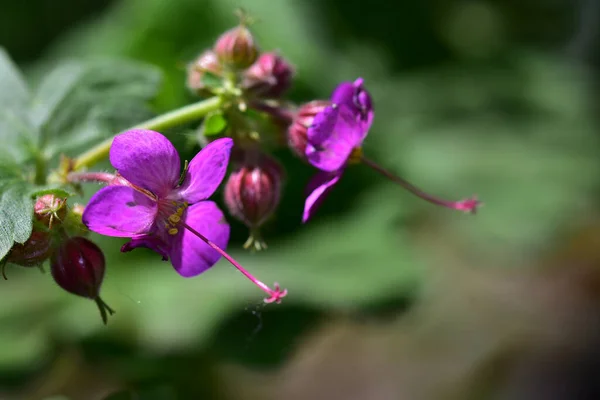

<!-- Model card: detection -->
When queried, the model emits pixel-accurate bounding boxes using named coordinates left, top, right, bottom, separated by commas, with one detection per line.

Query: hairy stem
left=360, top=155, right=480, bottom=213
left=72, top=96, right=225, bottom=171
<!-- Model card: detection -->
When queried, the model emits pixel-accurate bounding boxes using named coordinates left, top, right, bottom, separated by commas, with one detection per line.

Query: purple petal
left=83, top=186, right=157, bottom=237
left=169, top=201, right=230, bottom=277
left=121, top=234, right=170, bottom=261
left=110, top=129, right=181, bottom=197
left=302, top=170, right=343, bottom=223
left=331, top=81, right=355, bottom=108
left=306, top=104, right=362, bottom=172
left=330, top=78, right=374, bottom=137
left=176, top=138, right=233, bottom=203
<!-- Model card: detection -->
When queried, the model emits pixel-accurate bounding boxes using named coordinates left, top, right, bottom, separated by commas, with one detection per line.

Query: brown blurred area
left=214, top=218, right=600, bottom=400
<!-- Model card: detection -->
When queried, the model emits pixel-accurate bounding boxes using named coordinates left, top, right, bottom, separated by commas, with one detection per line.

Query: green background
left=2, top=0, right=600, bottom=399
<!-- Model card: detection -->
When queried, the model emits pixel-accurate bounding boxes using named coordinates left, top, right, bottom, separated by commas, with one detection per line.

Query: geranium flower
left=303, top=78, right=479, bottom=223
left=82, top=129, right=286, bottom=303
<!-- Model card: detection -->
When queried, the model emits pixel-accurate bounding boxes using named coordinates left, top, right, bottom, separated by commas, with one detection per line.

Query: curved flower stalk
left=300, top=78, right=480, bottom=222
left=81, top=130, right=286, bottom=303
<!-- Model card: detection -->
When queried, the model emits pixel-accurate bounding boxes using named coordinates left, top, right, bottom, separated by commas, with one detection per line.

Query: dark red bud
left=5, top=231, right=53, bottom=269
left=214, top=25, right=259, bottom=70
left=51, top=236, right=114, bottom=324
left=243, top=52, right=294, bottom=98
left=224, top=153, right=283, bottom=250
left=34, top=194, right=67, bottom=229
left=287, top=100, right=331, bottom=159
left=187, top=50, right=223, bottom=96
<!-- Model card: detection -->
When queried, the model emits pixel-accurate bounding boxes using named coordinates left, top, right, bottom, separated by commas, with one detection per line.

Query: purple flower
left=302, top=78, right=479, bottom=222
left=303, top=78, right=373, bottom=222
left=83, top=129, right=232, bottom=278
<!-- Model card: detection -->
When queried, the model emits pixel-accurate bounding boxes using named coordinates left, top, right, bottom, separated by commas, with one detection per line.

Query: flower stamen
left=360, top=155, right=480, bottom=214
left=182, top=222, right=287, bottom=303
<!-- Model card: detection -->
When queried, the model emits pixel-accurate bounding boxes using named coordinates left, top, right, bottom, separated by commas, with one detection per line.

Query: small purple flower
left=302, top=78, right=479, bottom=222
left=83, top=129, right=232, bottom=278
left=303, top=78, right=372, bottom=222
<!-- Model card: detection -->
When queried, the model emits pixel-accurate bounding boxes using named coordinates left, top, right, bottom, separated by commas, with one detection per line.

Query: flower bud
left=224, top=153, right=283, bottom=250
left=287, top=100, right=330, bottom=159
left=34, top=194, right=67, bottom=229
left=214, top=25, right=259, bottom=70
left=243, top=52, right=294, bottom=98
left=187, top=50, right=223, bottom=96
left=5, top=231, right=53, bottom=269
left=50, top=236, right=114, bottom=324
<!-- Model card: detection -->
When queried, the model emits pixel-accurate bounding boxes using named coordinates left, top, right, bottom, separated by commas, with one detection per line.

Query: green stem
left=33, top=151, right=47, bottom=185
left=72, top=96, right=224, bottom=171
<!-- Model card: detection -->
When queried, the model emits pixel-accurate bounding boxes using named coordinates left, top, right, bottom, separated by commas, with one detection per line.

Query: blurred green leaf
left=30, top=61, right=86, bottom=135
left=202, top=111, right=227, bottom=136
left=0, top=48, right=29, bottom=110
left=200, top=71, right=222, bottom=90
left=42, top=60, right=162, bottom=157
left=0, top=48, right=37, bottom=160
left=29, top=186, right=77, bottom=199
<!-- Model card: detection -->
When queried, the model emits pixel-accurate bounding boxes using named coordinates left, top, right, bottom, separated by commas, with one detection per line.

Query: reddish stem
left=182, top=222, right=286, bottom=303
left=360, top=156, right=480, bottom=214
left=67, top=172, right=117, bottom=184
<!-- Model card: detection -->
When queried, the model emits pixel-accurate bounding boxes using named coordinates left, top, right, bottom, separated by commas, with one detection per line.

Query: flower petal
left=331, top=81, right=355, bottom=107
left=83, top=186, right=157, bottom=237
left=306, top=104, right=362, bottom=172
left=169, top=201, right=230, bottom=277
left=176, top=138, right=234, bottom=203
left=302, top=170, right=342, bottom=223
left=121, top=234, right=170, bottom=261
left=330, top=78, right=373, bottom=137
left=110, top=129, right=181, bottom=197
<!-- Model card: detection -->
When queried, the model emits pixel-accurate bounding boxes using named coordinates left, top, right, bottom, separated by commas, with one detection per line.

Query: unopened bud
left=243, top=52, right=294, bottom=98
left=50, top=236, right=114, bottom=324
left=214, top=25, right=259, bottom=70
left=224, top=153, right=283, bottom=250
left=287, top=100, right=330, bottom=159
left=187, top=50, right=223, bottom=96
left=34, top=194, right=67, bottom=229
left=5, top=231, right=53, bottom=271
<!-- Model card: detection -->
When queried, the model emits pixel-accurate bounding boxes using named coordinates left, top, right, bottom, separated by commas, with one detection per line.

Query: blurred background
left=2, top=0, right=600, bottom=398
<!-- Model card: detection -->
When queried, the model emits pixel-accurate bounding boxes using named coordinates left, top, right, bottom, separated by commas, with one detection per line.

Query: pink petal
left=169, top=201, right=230, bottom=277
left=302, top=170, right=342, bottom=223
left=83, top=186, right=157, bottom=237
left=306, top=104, right=362, bottom=172
left=176, top=138, right=233, bottom=203
left=331, top=78, right=373, bottom=138
left=110, top=129, right=181, bottom=197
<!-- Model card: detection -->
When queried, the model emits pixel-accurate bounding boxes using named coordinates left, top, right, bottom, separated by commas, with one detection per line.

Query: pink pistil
left=182, top=222, right=287, bottom=303
left=360, top=155, right=480, bottom=214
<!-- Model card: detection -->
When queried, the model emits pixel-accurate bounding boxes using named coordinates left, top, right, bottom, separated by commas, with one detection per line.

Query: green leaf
left=0, top=48, right=29, bottom=110
left=0, top=182, right=34, bottom=260
left=0, top=48, right=37, bottom=160
left=201, top=111, right=228, bottom=136
left=199, top=71, right=222, bottom=90
left=29, top=186, right=77, bottom=199
left=30, top=61, right=86, bottom=132
left=41, top=59, right=162, bottom=157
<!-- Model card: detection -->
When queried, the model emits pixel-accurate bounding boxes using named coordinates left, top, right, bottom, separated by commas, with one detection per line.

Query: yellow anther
left=176, top=207, right=184, bottom=215
left=171, top=201, right=178, bottom=206
left=348, top=147, right=363, bottom=164
left=169, top=214, right=181, bottom=224
left=168, top=227, right=179, bottom=235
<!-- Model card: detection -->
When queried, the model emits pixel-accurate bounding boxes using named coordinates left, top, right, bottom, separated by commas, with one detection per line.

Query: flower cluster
left=1, top=12, right=481, bottom=324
